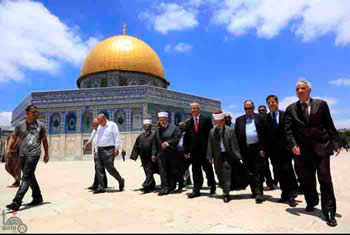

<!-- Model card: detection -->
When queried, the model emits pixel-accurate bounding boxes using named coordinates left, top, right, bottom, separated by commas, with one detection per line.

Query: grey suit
left=207, top=125, right=245, bottom=196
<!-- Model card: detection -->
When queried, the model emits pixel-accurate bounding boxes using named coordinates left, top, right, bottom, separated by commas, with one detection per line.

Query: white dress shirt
left=95, top=120, right=120, bottom=149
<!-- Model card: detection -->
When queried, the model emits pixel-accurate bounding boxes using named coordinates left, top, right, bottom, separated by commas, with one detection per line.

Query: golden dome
left=78, top=35, right=165, bottom=83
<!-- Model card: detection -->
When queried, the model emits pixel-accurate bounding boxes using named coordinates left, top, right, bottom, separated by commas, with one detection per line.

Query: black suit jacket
left=265, top=110, right=290, bottom=155
left=284, top=98, right=339, bottom=157
left=234, top=113, right=265, bottom=158
left=184, top=114, right=213, bottom=156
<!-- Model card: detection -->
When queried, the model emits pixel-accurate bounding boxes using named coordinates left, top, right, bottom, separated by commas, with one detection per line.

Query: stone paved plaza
left=1, top=152, right=350, bottom=233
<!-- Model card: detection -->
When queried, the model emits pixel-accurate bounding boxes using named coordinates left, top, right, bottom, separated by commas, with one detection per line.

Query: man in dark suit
left=184, top=102, right=216, bottom=198
left=235, top=100, right=266, bottom=204
left=152, top=111, right=181, bottom=196
left=285, top=80, right=341, bottom=227
left=265, top=95, right=298, bottom=207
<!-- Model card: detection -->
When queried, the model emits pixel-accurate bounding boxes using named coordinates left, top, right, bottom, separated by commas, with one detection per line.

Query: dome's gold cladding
left=80, top=35, right=165, bottom=79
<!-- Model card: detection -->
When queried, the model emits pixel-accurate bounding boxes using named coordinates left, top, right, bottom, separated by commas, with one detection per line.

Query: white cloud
left=174, top=43, right=193, bottom=53
left=279, top=96, right=337, bottom=110
left=334, top=119, right=350, bottom=129
left=0, top=112, right=12, bottom=126
left=139, top=3, right=199, bottom=34
left=329, top=79, right=350, bottom=86
left=164, top=43, right=192, bottom=53
left=0, top=0, right=100, bottom=82
left=212, top=0, right=350, bottom=45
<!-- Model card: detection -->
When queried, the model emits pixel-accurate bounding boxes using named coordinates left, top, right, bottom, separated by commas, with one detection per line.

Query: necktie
left=302, top=102, right=309, bottom=123
left=194, top=117, right=199, bottom=133
left=272, top=112, right=278, bottom=128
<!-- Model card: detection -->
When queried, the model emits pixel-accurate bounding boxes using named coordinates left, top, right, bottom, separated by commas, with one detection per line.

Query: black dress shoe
left=324, top=213, right=337, bottom=227
left=158, top=189, right=169, bottom=196
left=305, top=205, right=315, bottom=212
left=255, top=195, right=263, bottom=204
left=93, top=189, right=106, bottom=194
left=288, top=198, right=298, bottom=207
left=6, top=202, right=20, bottom=211
left=223, top=196, right=230, bottom=203
left=88, top=185, right=97, bottom=190
left=119, top=178, right=125, bottom=191
left=27, top=198, right=43, bottom=206
left=209, top=185, right=216, bottom=195
left=188, top=191, right=200, bottom=199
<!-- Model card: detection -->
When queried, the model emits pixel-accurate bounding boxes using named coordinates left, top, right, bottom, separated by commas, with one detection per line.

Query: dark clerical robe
left=130, top=131, right=158, bottom=191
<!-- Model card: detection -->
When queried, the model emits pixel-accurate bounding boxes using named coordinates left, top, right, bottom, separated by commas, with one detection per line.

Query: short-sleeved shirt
left=14, top=120, right=46, bottom=157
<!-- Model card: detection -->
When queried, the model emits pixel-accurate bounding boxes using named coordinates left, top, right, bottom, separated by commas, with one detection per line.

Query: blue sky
left=0, top=0, right=350, bottom=128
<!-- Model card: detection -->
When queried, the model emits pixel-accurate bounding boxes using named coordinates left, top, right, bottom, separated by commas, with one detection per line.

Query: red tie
left=194, top=117, right=199, bottom=133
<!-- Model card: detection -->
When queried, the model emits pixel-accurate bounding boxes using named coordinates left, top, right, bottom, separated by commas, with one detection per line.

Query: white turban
left=213, top=111, right=225, bottom=120
left=143, top=119, right=152, bottom=125
left=158, top=112, right=168, bottom=118
left=224, top=112, right=233, bottom=118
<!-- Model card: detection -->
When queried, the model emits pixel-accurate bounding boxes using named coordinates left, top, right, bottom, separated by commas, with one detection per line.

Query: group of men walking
left=4, top=79, right=341, bottom=227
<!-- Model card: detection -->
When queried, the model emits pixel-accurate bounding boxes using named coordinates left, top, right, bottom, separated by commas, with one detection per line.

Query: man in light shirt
left=83, top=118, right=108, bottom=191
left=235, top=100, right=266, bottom=204
left=93, top=114, right=125, bottom=194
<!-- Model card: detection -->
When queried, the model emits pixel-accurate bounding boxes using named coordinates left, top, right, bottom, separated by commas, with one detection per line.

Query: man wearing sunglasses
left=235, top=100, right=266, bottom=204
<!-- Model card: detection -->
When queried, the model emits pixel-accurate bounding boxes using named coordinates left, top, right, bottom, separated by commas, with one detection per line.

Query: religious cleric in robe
left=207, top=110, right=251, bottom=203
left=130, top=119, right=159, bottom=192
left=152, top=111, right=181, bottom=196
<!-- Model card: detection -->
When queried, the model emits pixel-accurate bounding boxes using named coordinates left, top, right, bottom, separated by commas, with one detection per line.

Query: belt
left=97, top=146, right=115, bottom=150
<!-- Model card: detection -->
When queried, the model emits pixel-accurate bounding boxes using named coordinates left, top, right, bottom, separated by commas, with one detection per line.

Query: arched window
left=114, top=110, right=126, bottom=132
left=81, top=111, right=93, bottom=133
left=65, top=112, right=77, bottom=133
left=175, top=112, right=182, bottom=125
left=49, top=113, right=61, bottom=134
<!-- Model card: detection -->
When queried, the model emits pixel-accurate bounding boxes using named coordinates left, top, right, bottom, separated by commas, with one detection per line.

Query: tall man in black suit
left=265, top=95, right=298, bottom=207
left=235, top=100, right=266, bottom=204
left=285, top=80, right=341, bottom=227
left=184, top=102, right=216, bottom=198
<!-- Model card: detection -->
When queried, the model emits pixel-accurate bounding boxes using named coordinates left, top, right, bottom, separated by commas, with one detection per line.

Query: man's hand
left=292, top=145, right=301, bottom=156
left=44, top=154, right=49, bottom=163
left=259, top=150, right=265, bottom=158
left=152, top=155, right=156, bottom=162
left=335, top=148, right=341, bottom=156
left=208, top=159, right=212, bottom=164
left=184, top=153, right=190, bottom=159
left=161, top=142, right=168, bottom=150
left=114, top=149, right=119, bottom=158
left=94, top=152, right=97, bottom=159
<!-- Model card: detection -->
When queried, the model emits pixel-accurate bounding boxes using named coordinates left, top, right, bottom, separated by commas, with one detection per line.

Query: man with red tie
left=184, top=102, right=216, bottom=198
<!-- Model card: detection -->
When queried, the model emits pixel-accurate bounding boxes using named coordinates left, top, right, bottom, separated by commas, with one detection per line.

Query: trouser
left=92, top=157, right=108, bottom=188
left=295, top=152, right=336, bottom=215
left=13, top=155, right=42, bottom=205
left=157, top=150, right=178, bottom=190
left=263, top=156, right=275, bottom=186
left=243, top=144, right=265, bottom=196
left=5, top=152, right=21, bottom=183
left=122, top=155, right=125, bottom=162
left=270, top=150, right=298, bottom=199
left=141, top=157, right=156, bottom=190
left=191, top=152, right=216, bottom=191
left=221, top=153, right=233, bottom=196
left=96, top=146, right=123, bottom=189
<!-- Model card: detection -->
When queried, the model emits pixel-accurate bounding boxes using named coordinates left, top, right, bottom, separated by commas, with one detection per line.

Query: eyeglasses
left=258, top=109, right=266, bottom=112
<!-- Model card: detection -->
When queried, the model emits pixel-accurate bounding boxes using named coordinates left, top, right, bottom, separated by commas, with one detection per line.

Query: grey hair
left=190, top=102, right=200, bottom=109
left=297, top=79, right=312, bottom=89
